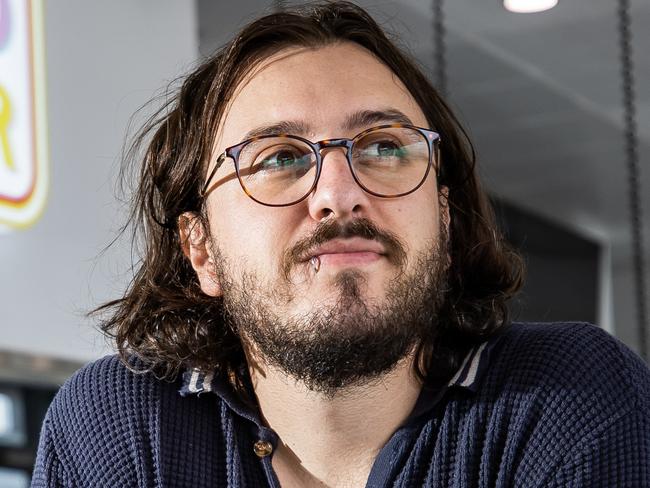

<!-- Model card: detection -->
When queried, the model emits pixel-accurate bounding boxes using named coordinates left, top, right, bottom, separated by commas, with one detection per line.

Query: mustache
left=282, top=218, right=407, bottom=278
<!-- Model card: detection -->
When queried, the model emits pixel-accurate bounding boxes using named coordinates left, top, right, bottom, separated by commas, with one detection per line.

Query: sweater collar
left=179, top=328, right=506, bottom=424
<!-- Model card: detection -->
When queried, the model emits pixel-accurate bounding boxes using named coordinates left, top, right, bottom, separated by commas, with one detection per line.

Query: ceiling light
left=503, top=0, right=558, bottom=13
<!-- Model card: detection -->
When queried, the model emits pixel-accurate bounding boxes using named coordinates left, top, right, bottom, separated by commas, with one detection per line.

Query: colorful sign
left=0, top=0, right=48, bottom=232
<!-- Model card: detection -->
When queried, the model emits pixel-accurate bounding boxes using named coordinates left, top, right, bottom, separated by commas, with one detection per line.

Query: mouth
left=302, top=238, right=387, bottom=269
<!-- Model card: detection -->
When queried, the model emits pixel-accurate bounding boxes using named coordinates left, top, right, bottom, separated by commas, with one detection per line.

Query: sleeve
left=547, top=405, right=650, bottom=487
left=30, top=415, right=70, bottom=488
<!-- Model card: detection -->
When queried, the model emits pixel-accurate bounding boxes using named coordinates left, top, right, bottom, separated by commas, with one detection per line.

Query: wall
left=0, top=0, right=198, bottom=363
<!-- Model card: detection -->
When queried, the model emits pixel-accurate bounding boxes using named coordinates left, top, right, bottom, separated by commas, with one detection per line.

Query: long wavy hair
left=96, top=1, right=524, bottom=391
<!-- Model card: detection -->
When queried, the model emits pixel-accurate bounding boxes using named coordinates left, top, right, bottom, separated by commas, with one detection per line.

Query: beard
left=212, top=217, right=449, bottom=397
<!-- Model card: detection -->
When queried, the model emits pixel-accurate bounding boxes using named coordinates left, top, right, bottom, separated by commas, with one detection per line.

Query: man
left=33, top=2, right=649, bottom=487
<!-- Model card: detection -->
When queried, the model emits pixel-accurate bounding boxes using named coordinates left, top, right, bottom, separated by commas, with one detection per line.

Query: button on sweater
left=31, top=322, right=650, bottom=487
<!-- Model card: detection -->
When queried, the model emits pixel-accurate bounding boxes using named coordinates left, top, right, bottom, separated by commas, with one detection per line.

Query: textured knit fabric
left=31, top=322, right=650, bottom=487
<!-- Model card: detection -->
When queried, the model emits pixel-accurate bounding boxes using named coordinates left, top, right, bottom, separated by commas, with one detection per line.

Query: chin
left=291, top=278, right=386, bottom=318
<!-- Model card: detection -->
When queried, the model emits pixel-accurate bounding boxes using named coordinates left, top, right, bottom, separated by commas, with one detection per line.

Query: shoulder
left=463, top=322, right=650, bottom=480
left=486, top=321, right=650, bottom=418
left=36, top=355, right=229, bottom=485
left=49, top=354, right=167, bottom=419
left=38, top=355, right=176, bottom=482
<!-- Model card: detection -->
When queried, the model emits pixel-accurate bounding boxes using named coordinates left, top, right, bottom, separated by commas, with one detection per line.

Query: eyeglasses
left=201, top=123, right=441, bottom=207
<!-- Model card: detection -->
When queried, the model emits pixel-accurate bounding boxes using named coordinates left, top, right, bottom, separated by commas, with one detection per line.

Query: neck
left=247, top=351, right=422, bottom=487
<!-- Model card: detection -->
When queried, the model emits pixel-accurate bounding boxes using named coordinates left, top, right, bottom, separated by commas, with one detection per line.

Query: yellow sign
left=0, top=0, right=48, bottom=232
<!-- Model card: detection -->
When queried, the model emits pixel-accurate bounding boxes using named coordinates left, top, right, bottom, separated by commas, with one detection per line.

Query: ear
left=178, top=212, right=222, bottom=297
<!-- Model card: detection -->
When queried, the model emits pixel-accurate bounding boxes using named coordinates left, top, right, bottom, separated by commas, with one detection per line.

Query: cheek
left=406, top=215, right=440, bottom=252
left=418, top=178, right=444, bottom=233
left=207, top=193, right=299, bottom=277
left=385, top=194, right=442, bottom=259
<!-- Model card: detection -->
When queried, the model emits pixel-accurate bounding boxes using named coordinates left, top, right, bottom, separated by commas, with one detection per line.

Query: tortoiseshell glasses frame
left=200, top=123, right=441, bottom=207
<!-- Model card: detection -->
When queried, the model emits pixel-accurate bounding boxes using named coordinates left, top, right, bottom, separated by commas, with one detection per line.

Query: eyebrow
left=242, top=120, right=310, bottom=140
left=342, top=109, right=414, bottom=131
left=240, top=108, right=415, bottom=141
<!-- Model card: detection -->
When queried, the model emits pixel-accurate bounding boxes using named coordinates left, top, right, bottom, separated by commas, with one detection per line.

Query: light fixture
left=503, top=0, right=558, bottom=13
left=0, top=393, right=13, bottom=437
left=0, top=390, right=25, bottom=447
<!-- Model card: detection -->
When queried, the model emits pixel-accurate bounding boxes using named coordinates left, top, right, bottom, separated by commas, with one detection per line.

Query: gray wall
left=0, top=1, right=198, bottom=363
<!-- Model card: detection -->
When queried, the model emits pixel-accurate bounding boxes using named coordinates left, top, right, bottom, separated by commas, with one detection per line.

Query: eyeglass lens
left=233, top=126, right=431, bottom=206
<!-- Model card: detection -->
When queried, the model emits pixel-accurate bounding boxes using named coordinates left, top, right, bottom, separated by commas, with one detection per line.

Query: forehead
left=215, top=42, right=428, bottom=150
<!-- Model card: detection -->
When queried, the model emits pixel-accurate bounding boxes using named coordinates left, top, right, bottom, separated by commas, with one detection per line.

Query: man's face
left=190, top=42, right=449, bottom=393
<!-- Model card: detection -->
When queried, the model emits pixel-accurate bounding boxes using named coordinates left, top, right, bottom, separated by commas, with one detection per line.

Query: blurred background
left=1, top=0, right=648, bottom=483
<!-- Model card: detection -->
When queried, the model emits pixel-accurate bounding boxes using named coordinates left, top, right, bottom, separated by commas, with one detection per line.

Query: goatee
left=214, top=218, right=449, bottom=397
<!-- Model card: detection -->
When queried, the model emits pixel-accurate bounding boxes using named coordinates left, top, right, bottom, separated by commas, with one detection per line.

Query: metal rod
left=432, top=0, right=448, bottom=97
left=617, top=0, right=648, bottom=361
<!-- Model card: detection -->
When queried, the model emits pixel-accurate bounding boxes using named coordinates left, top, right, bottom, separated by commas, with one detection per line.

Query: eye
left=252, top=145, right=310, bottom=173
left=244, top=142, right=315, bottom=182
left=263, top=149, right=301, bottom=168
left=355, top=136, right=406, bottom=161
left=367, top=140, right=403, bottom=157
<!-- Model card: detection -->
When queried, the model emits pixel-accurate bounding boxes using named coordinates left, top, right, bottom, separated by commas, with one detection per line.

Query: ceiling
left=198, top=0, right=650, bottom=264
left=384, top=0, right=649, bottom=262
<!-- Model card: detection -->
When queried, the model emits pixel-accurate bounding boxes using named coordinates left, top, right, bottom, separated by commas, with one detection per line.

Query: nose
left=307, top=147, right=371, bottom=222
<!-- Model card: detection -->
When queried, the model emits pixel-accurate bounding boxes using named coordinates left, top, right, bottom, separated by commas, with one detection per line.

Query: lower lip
left=315, top=252, right=383, bottom=267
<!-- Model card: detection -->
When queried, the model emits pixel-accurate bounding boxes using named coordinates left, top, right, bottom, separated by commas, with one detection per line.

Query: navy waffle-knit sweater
left=32, top=322, right=650, bottom=487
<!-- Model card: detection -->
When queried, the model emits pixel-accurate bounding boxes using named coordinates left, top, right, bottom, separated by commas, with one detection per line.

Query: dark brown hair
left=97, top=1, right=524, bottom=389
